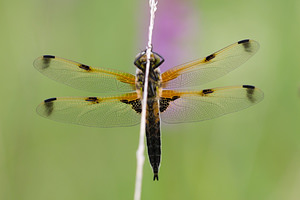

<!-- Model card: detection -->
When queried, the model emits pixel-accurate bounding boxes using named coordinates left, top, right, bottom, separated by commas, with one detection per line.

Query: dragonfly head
left=134, top=50, right=164, bottom=72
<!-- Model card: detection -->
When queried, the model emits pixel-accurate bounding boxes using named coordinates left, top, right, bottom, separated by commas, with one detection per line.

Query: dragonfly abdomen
left=146, top=98, right=161, bottom=181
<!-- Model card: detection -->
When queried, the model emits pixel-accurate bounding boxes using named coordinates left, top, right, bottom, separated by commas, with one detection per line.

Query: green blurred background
left=1, top=0, right=300, bottom=199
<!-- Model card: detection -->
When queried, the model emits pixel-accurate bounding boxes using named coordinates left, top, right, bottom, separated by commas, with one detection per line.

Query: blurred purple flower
left=138, top=0, right=200, bottom=72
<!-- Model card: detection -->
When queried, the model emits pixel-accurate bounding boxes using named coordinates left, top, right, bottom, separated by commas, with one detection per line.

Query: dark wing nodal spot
left=159, top=96, right=180, bottom=112
left=44, top=98, right=56, bottom=116
left=205, top=53, right=215, bottom=62
left=202, top=89, right=214, bottom=94
left=79, top=64, right=91, bottom=71
left=85, top=97, right=100, bottom=103
left=238, top=39, right=252, bottom=52
left=120, top=99, right=142, bottom=114
left=86, top=97, right=97, bottom=101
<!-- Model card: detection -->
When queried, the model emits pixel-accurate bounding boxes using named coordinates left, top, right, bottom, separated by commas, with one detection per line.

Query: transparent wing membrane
left=34, top=55, right=136, bottom=93
left=161, top=40, right=259, bottom=89
left=36, top=93, right=141, bottom=127
left=34, top=40, right=263, bottom=128
left=160, top=85, right=264, bottom=124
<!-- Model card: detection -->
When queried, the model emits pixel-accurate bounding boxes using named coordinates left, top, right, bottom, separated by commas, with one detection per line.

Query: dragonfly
left=34, top=39, right=264, bottom=181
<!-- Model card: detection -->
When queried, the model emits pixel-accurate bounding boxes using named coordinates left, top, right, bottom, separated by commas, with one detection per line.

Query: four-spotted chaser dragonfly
left=34, top=39, right=264, bottom=181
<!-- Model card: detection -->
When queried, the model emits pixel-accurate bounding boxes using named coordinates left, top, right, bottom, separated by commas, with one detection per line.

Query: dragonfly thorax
left=134, top=50, right=164, bottom=99
left=135, top=67, right=162, bottom=98
left=134, top=50, right=164, bottom=98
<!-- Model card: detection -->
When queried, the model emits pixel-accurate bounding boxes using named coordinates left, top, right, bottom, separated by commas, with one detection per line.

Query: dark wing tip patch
left=238, top=39, right=252, bottom=52
left=243, top=85, right=256, bottom=103
left=79, top=64, right=91, bottom=71
left=243, top=85, right=255, bottom=89
left=44, top=97, right=57, bottom=103
left=205, top=53, right=215, bottom=62
left=44, top=98, right=56, bottom=116
left=43, top=55, right=55, bottom=59
left=41, top=55, right=55, bottom=69
left=238, top=39, right=250, bottom=44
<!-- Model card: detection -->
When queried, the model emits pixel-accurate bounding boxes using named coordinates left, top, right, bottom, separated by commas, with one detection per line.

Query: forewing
left=34, top=55, right=136, bottom=93
left=160, top=85, right=264, bottom=124
left=36, top=93, right=141, bottom=127
left=161, top=40, right=259, bottom=89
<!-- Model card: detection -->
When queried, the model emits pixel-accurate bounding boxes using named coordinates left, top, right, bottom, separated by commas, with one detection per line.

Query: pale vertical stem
left=134, top=1, right=158, bottom=200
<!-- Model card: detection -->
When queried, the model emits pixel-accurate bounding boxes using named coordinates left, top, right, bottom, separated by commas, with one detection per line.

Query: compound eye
left=152, top=52, right=164, bottom=68
left=134, top=50, right=147, bottom=69
left=134, top=50, right=146, bottom=60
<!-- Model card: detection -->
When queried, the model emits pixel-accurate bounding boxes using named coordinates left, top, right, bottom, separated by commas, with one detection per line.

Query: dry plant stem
left=134, top=0, right=158, bottom=200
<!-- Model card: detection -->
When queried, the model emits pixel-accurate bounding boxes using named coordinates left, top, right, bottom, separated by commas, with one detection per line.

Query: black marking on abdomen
left=159, top=96, right=180, bottom=112
left=238, top=39, right=251, bottom=52
left=205, top=53, right=215, bottom=62
left=243, top=85, right=256, bottom=103
left=120, top=99, right=142, bottom=113
left=79, top=64, right=91, bottom=71
left=146, top=99, right=161, bottom=181
left=44, top=97, right=56, bottom=116
left=42, top=55, right=55, bottom=69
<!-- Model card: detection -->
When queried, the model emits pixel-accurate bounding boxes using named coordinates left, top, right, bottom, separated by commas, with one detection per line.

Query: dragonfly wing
left=34, top=55, right=136, bottom=93
left=37, top=93, right=142, bottom=127
left=161, top=39, right=259, bottom=89
left=160, top=85, right=264, bottom=124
